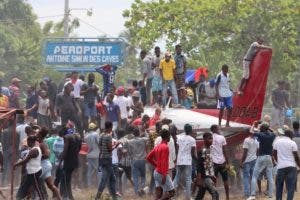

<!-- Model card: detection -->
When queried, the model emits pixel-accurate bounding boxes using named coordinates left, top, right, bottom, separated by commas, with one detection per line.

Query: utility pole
left=64, top=0, right=69, bottom=38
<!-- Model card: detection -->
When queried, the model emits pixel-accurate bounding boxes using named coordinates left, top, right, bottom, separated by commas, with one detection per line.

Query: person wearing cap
left=80, top=73, right=99, bottom=132
left=130, top=91, right=144, bottom=120
left=84, top=122, right=100, bottom=187
left=273, top=129, right=300, bottom=200
left=140, top=50, right=154, bottom=105
left=271, top=80, right=290, bottom=128
left=159, top=51, right=179, bottom=107
left=9, top=77, right=22, bottom=108
left=247, top=122, right=276, bottom=200
left=238, top=37, right=271, bottom=95
left=240, top=124, right=259, bottom=199
left=114, top=86, right=130, bottom=130
left=173, top=123, right=197, bottom=200
left=151, top=46, right=164, bottom=106
left=174, top=44, right=187, bottom=105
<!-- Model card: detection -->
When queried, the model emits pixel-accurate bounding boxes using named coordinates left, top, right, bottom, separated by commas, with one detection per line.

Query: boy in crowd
left=146, top=129, right=175, bottom=200
left=196, top=132, right=219, bottom=200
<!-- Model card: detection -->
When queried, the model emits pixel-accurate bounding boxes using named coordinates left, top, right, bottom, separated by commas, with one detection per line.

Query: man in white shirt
left=215, top=64, right=233, bottom=127
left=173, top=124, right=197, bottom=200
left=241, top=132, right=259, bottom=198
left=114, top=87, right=130, bottom=131
left=210, top=125, right=230, bottom=200
left=273, top=129, right=300, bottom=200
left=69, top=71, right=84, bottom=99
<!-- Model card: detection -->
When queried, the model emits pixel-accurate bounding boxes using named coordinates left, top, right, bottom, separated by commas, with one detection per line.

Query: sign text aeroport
left=44, top=40, right=123, bottom=65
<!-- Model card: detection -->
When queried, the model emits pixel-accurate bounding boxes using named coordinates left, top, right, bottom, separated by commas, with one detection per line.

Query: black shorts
left=214, top=163, right=228, bottom=182
left=16, top=170, right=44, bottom=200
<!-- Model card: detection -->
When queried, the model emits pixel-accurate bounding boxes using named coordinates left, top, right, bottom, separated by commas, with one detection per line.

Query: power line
left=0, top=14, right=64, bottom=23
left=73, top=15, right=112, bottom=37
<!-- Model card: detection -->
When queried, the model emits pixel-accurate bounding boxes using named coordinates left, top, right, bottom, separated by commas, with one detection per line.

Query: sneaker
left=246, top=196, right=255, bottom=200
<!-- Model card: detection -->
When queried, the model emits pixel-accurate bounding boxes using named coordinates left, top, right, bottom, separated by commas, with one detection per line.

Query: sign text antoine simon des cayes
left=44, top=41, right=123, bottom=65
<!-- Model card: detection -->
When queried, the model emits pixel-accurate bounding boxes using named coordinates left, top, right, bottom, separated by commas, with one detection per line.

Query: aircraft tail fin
left=231, top=49, right=272, bottom=125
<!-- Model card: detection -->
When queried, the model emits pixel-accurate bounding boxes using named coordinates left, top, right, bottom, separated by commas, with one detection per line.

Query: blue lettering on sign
left=44, top=41, right=123, bottom=65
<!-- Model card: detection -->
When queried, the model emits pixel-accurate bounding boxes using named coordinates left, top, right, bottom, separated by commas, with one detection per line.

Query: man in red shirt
left=149, top=107, right=162, bottom=127
left=132, top=114, right=150, bottom=132
left=146, top=129, right=175, bottom=200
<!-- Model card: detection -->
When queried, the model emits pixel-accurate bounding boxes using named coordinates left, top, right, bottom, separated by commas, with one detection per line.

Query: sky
left=27, top=0, right=134, bottom=37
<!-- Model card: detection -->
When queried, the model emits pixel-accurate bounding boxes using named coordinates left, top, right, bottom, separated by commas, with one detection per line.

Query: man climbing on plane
left=238, top=37, right=271, bottom=95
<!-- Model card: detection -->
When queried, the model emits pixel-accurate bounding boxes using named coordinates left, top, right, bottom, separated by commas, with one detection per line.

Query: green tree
left=115, top=30, right=140, bottom=86
left=0, top=0, right=42, bottom=83
left=0, top=0, right=82, bottom=87
left=123, top=0, right=300, bottom=102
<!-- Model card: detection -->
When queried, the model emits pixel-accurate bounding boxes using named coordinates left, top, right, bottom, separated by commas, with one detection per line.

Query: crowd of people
left=0, top=42, right=299, bottom=200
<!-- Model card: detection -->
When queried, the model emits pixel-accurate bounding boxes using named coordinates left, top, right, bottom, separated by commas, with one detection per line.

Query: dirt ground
left=0, top=179, right=300, bottom=200
left=1, top=183, right=300, bottom=200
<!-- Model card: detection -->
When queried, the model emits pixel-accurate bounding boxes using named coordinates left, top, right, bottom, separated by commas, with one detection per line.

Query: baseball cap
left=277, top=128, right=284, bottom=135
left=11, top=77, right=22, bottom=83
left=116, top=87, right=125, bottom=96
left=132, top=91, right=140, bottom=98
left=88, top=122, right=97, bottom=130
left=165, top=51, right=171, bottom=57
left=161, top=124, right=169, bottom=131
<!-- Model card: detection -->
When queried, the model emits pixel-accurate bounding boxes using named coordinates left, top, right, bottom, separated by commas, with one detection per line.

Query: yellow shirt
left=0, top=95, right=8, bottom=108
left=159, top=59, right=176, bottom=81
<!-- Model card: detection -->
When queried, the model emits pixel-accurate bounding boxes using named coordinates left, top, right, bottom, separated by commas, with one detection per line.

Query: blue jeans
left=97, top=158, right=116, bottom=195
left=250, top=155, right=273, bottom=197
left=276, top=167, right=297, bottom=200
left=87, top=158, right=100, bottom=187
left=242, top=159, right=256, bottom=197
left=163, top=80, right=178, bottom=105
left=173, top=165, right=192, bottom=199
left=131, top=160, right=146, bottom=194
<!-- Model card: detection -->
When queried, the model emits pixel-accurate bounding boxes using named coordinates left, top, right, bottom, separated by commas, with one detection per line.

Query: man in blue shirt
left=105, top=93, right=121, bottom=138
left=95, top=64, right=117, bottom=97
left=247, top=123, right=275, bottom=200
